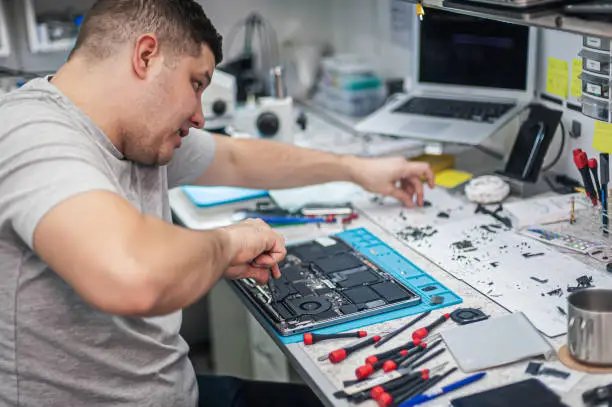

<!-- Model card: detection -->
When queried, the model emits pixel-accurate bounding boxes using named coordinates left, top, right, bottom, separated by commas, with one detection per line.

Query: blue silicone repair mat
left=274, top=227, right=462, bottom=344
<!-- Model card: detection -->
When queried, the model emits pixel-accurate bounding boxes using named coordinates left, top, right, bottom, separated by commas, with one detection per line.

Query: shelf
left=423, top=0, right=612, bottom=39
left=0, top=0, right=10, bottom=57
left=23, top=0, right=77, bottom=54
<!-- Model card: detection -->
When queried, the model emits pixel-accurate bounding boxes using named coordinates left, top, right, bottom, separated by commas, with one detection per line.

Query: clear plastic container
left=581, top=95, right=611, bottom=122
left=580, top=49, right=611, bottom=76
left=580, top=72, right=611, bottom=99
left=584, top=35, right=611, bottom=52
left=314, top=84, right=385, bottom=117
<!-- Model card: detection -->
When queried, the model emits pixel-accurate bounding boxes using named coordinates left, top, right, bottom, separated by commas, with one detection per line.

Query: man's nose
left=190, top=109, right=205, bottom=130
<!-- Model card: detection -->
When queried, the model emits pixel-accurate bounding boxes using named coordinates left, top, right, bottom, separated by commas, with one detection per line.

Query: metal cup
left=568, top=288, right=612, bottom=365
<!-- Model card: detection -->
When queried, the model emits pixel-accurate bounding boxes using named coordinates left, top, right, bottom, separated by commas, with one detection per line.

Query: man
left=0, top=1, right=434, bottom=406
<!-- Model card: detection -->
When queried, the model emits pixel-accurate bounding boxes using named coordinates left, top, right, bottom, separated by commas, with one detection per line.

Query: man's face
left=124, top=44, right=215, bottom=166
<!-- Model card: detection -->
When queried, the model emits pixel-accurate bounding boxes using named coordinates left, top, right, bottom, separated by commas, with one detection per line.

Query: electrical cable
left=541, top=119, right=566, bottom=173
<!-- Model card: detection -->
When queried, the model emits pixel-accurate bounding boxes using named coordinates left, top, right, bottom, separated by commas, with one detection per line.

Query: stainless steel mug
left=568, top=288, right=612, bottom=365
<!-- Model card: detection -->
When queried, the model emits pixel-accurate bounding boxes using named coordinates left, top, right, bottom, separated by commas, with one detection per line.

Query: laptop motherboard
left=235, top=235, right=421, bottom=336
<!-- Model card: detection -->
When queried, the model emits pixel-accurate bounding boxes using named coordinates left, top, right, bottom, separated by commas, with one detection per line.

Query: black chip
left=316, top=287, right=333, bottom=294
left=271, top=283, right=292, bottom=302
left=314, top=253, right=364, bottom=274
left=280, top=266, right=304, bottom=282
left=336, top=270, right=380, bottom=288
left=290, top=240, right=350, bottom=260
left=271, top=303, right=294, bottom=320
left=370, top=282, right=412, bottom=303
left=340, top=304, right=359, bottom=314
left=342, top=286, right=381, bottom=304
left=292, top=282, right=312, bottom=296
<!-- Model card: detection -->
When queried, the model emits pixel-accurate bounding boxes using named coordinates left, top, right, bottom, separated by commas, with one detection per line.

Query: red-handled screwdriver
left=329, top=335, right=382, bottom=364
left=356, top=344, right=427, bottom=380
left=575, top=152, right=598, bottom=206
left=412, top=314, right=450, bottom=341
left=589, top=158, right=602, bottom=203
left=303, top=331, right=367, bottom=345
left=370, top=369, right=431, bottom=401
left=365, top=339, right=420, bottom=365
left=373, top=363, right=449, bottom=405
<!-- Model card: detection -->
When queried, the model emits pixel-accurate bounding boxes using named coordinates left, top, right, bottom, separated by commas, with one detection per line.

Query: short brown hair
left=70, top=0, right=223, bottom=64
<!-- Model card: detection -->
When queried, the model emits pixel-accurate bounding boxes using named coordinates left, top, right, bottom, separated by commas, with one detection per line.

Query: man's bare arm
left=195, top=135, right=359, bottom=188
left=33, top=190, right=279, bottom=316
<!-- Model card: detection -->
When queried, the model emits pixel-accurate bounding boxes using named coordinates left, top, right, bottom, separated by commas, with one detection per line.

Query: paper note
left=546, top=57, right=569, bottom=100
left=571, top=58, right=583, bottom=98
left=593, top=121, right=612, bottom=153
left=435, top=169, right=473, bottom=188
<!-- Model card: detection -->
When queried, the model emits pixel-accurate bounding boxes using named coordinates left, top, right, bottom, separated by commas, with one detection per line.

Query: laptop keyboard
left=392, top=97, right=516, bottom=123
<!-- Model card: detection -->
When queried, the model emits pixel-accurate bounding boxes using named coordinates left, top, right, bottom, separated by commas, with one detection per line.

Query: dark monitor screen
left=418, top=9, right=530, bottom=91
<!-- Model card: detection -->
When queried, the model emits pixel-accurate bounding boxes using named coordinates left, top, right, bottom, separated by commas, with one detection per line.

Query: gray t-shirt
left=0, top=78, right=216, bottom=407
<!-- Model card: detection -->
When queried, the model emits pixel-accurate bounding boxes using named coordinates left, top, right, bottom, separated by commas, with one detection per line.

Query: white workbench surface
left=170, top=109, right=612, bottom=406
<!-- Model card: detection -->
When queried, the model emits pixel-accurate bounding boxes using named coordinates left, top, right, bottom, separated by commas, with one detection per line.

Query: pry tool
left=303, top=331, right=367, bottom=345
left=375, top=311, right=431, bottom=348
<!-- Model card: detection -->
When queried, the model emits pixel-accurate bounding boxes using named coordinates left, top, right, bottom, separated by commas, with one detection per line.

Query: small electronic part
left=430, top=295, right=444, bottom=305
left=526, top=362, right=570, bottom=379
left=450, top=308, right=489, bottom=325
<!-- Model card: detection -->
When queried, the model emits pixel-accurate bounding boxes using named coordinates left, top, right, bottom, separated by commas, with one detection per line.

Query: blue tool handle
left=254, top=216, right=326, bottom=224
left=441, top=372, right=486, bottom=392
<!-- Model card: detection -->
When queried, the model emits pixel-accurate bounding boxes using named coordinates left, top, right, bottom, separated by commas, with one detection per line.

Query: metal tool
left=568, top=288, right=612, bottom=365
left=375, top=311, right=431, bottom=348
left=409, top=348, right=447, bottom=370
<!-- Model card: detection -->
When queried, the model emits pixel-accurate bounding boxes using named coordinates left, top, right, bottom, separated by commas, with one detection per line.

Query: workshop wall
left=0, top=0, right=333, bottom=74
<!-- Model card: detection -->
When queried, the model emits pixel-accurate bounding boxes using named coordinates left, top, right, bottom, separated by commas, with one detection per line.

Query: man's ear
left=132, top=34, right=161, bottom=79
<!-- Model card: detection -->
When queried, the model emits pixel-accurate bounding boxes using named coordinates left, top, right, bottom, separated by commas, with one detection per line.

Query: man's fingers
left=270, top=263, right=282, bottom=279
left=391, top=187, right=415, bottom=208
left=423, top=166, right=435, bottom=188
left=410, top=176, right=425, bottom=207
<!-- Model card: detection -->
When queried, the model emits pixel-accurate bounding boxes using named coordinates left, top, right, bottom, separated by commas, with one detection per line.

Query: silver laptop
left=355, top=9, right=537, bottom=146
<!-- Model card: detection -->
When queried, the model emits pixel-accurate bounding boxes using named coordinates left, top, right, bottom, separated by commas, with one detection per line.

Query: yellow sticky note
left=593, top=121, right=612, bottom=153
left=435, top=169, right=473, bottom=188
left=571, top=58, right=583, bottom=98
left=546, top=57, right=569, bottom=100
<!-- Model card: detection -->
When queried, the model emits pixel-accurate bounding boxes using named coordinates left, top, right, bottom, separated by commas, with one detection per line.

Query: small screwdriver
left=375, top=364, right=452, bottom=405
left=303, top=331, right=367, bottom=345
left=375, top=311, right=431, bottom=348
left=356, top=344, right=427, bottom=380
left=366, top=339, right=421, bottom=365
left=589, top=158, right=602, bottom=203
left=328, top=335, right=382, bottom=364
left=378, top=367, right=458, bottom=407
left=412, top=314, right=450, bottom=341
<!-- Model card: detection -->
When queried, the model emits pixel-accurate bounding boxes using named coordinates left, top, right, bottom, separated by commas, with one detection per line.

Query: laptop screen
left=418, top=9, right=530, bottom=91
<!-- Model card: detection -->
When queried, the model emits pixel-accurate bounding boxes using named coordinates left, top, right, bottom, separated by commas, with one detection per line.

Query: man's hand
left=221, top=219, right=287, bottom=284
left=349, top=156, right=435, bottom=208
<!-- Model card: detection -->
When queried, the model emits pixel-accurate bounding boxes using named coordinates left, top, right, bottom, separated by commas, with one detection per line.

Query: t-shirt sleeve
left=0, top=123, right=118, bottom=249
left=166, top=128, right=216, bottom=188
